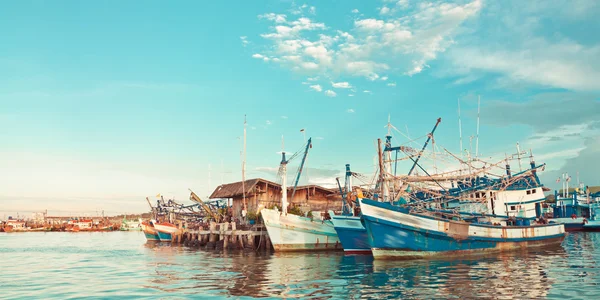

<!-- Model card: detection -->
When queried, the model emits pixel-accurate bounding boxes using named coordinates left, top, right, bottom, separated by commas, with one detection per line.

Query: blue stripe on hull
left=144, top=232, right=160, bottom=241
left=364, top=215, right=495, bottom=251
left=333, top=225, right=371, bottom=252
left=157, top=231, right=172, bottom=242
left=363, top=214, right=565, bottom=252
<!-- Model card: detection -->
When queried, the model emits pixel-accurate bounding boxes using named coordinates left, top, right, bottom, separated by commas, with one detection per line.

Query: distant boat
left=120, top=217, right=142, bottom=231
left=153, top=222, right=178, bottom=242
left=551, top=187, right=600, bottom=231
left=141, top=220, right=160, bottom=241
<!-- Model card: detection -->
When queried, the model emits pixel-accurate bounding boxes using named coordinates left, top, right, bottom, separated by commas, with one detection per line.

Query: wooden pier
left=171, top=221, right=272, bottom=251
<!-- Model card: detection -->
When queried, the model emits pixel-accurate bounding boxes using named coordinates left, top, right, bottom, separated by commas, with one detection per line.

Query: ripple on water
left=1, top=232, right=600, bottom=299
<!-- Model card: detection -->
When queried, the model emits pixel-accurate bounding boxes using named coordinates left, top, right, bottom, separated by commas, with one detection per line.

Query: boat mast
left=291, top=138, right=312, bottom=200
left=516, top=142, right=522, bottom=172
left=377, top=138, right=387, bottom=201
left=242, top=115, right=247, bottom=213
left=280, top=136, right=288, bottom=215
left=407, top=118, right=441, bottom=176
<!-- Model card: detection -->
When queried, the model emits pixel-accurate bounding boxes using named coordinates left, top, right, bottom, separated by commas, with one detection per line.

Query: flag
left=566, top=176, right=571, bottom=182
left=556, top=178, right=560, bottom=183
left=156, top=193, right=161, bottom=198
left=300, top=129, right=305, bottom=132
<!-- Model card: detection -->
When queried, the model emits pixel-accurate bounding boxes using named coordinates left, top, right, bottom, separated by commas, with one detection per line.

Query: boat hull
left=329, top=212, right=371, bottom=254
left=261, top=208, right=342, bottom=251
left=360, top=198, right=566, bottom=260
left=141, top=221, right=161, bottom=241
left=144, top=231, right=160, bottom=241
left=550, top=218, right=600, bottom=232
left=153, top=223, right=178, bottom=242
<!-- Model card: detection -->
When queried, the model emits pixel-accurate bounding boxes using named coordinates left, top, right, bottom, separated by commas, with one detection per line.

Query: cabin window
left=510, top=205, right=516, bottom=211
left=532, top=189, right=537, bottom=194
left=526, top=190, right=531, bottom=195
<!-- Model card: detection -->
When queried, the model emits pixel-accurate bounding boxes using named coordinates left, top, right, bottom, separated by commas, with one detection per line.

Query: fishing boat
left=261, top=138, right=342, bottom=251
left=141, top=220, right=160, bottom=241
left=153, top=221, right=178, bottom=242
left=360, top=197, right=565, bottom=259
left=360, top=155, right=565, bottom=258
left=329, top=165, right=371, bottom=254
left=360, top=115, right=567, bottom=259
left=66, top=219, right=93, bottom=231
left=120, top=216, right=142, bottom=231
left=550, top=185, right=600, bottom=231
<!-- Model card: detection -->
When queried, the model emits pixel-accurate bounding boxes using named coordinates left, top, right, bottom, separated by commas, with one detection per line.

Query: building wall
left=230, top=184, right=343, bottom=218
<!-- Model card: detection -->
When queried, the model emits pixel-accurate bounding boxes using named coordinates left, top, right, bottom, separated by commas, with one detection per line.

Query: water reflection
left=3, top=232, right=598, bottom=299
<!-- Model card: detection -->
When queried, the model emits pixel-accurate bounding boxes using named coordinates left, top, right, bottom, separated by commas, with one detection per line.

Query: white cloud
left=381, top=76, right=389, bottom=81
left=396, top=0, right=409, bottom=9
left=351, top=9, right=359, bottom=13
left=387, top=82, right=396, bottom=86
left=259, top=13, right=287, bottom=23
left=447, top=40, right=600, bottom=91
left=301, top=62, right=319, bottom=70
left=309, top=6, right=316, bottom=15
left=240, top=36, right=249, bottom=47
left=348, top=94, right=355, bottom=97
left=252, top=53, right=265, bottom=59
left=255, top=1, right=482, bottom=80
left=331, top=82, right=352, bottom=89
left=310, top=84, right=323, bottom=92
left=363, top=90, right=372, bottom=93
left=380, top=7, right=391, bottom=15
left=325, top=90, right=337, bottom=97
left=307, top=76, right=319, bottom=81
left=281, top=116, right=288, bottom=119
left=347, top=108, right=355, bottom=113
left=266, top=120, right=272, bottom=125
left=315, top=137, right=325, bottom=140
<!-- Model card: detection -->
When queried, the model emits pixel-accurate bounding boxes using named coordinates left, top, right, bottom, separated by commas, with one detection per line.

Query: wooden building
left=209, top=178, right=343, bottom=219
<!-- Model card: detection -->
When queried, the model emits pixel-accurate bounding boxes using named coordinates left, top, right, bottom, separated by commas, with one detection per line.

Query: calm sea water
left=0, top=232, right=599, bottom=299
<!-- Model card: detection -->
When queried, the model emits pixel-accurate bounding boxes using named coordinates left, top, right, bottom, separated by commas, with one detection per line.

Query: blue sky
left=1, top=0, right=599, bottom=216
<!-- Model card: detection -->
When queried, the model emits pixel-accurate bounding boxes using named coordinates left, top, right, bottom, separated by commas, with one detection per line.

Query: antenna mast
left=476, top=95, right=480, bottom=158
left=458, top=98, right=463, bottom=159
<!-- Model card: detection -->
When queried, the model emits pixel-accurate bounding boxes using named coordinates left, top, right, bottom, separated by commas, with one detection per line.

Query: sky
left=1, top=0, right=599, bottom=217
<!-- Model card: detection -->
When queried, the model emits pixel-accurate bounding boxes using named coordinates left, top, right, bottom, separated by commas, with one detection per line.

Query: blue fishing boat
left=360, top=198, right=565, bottom=259
left=330, top=164, right=371, bottom=254
left=358, top=117, right=565, bottom=259
left=359, top=159, right=566, bottom=259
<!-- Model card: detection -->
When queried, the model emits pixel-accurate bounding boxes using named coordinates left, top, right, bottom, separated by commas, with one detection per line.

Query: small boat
left=141, top=220, right=160, bottom=241
left=329, top=165, right=371, bottom=254
left=120, top=217, right=142, bottom=231
left=153, top=221, right=178, bottom=242
left=329, top=212, right=370, bottom=254
left=550, top=187, right=600, bottom=231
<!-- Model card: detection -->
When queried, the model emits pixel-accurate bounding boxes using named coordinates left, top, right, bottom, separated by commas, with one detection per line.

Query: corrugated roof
left=209, top=178, right=280, bottom=199
left=208, top=179, right=339, bottom=199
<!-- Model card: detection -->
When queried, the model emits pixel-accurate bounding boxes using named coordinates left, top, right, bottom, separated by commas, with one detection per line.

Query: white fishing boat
left=261, top=138, right=341, bottom=251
